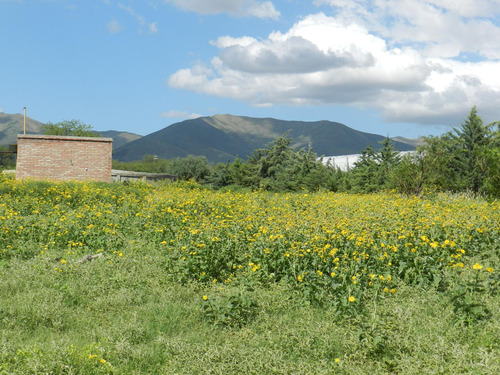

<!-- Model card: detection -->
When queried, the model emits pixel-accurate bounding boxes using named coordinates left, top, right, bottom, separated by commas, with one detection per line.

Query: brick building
left=16, top=134, right=113, bottom=182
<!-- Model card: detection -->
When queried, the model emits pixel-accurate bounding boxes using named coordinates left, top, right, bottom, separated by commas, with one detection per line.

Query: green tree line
left=113, top=107, right=499, bottom=198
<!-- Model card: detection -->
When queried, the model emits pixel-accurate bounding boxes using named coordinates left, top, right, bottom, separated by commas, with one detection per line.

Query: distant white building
left=320, top=151, right=417, bottom=171
left=320, top=154, right=362, bottom=171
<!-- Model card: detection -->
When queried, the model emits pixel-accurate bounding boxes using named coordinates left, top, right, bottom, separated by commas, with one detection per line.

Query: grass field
left=0, top=177, right=499, bottom=374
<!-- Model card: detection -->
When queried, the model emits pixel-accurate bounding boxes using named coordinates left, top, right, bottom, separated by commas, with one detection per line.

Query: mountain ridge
left=113, top=114, right=417, bottom=163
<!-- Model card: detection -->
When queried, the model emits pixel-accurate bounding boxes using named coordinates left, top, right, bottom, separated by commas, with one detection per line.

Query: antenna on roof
left=23, top=107, right=26, bottom=134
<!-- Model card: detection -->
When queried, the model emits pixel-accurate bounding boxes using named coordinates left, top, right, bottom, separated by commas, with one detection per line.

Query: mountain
left=99, top=131, right=142, bottom=149
left=0, top=112, right=141, bottom=150
left=0, top=112, right=45, bottom=145
left=113, top=114, right=416, bottom=163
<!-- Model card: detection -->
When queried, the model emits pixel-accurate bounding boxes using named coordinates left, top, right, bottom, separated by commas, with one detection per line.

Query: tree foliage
left=450, top=106, right=491, bottom=192
left=241, top=135, right=341, bottom=191
left=483, top=122, right=500, bottom=197
left=42, top=119, right=101, bottom=137
left=390, top=150, right=429, bottom=196
left=168, top=155, right=212, bottom=182
left=350, top=145, right=379, bottom=193
left=417, top=107, right=497, bottom=195
left=0, top=146, right=16, bottom=170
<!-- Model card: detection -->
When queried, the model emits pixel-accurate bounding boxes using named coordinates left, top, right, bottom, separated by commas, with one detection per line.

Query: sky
left=1, top=0, right=500, bottom=138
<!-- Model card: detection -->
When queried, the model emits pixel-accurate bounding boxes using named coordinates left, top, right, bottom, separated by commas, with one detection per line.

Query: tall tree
left=350, top=145, right=380, bottom=193
left=377, top=136, right=401, bottom=188
left=420, top=106, right=495, bottom=194
left=451, top=106, right=491, bottom=192
left=483, top=122, right=500, bottom=197
left=246, top=134, right=296, bottom=190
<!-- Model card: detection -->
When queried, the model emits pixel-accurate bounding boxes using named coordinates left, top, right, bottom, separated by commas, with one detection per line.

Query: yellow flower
left=486, top=267, right=494, bottom=272
left=297, top=274, right=304, bottom=282
left=60, top=259, right=66, bottom=264
left=202, top=295, right=208, bottom=301
left=334, top=358, right=340, bottom=363
left=472, top=263, right=483, bottom=270
left=390, top=289, right=396, bottom=294
left=348, top=296, right=355, bottom=303
left=249, top=262, right=260, bottom=272
left=100, top=358, right=106, bottom=364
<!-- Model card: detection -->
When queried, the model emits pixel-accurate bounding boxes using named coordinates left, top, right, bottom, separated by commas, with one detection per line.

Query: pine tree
left=377, top=137, right=401, bottom=188
left=483, top=122, right=500, bottom=197
left=350, top=146, right=379, bottom=193
left=451, top=106, right=491, bottom=192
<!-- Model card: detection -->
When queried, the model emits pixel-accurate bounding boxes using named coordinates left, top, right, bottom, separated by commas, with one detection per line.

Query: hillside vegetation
left=112, top=114, right=415, bottom=163
left=114, top=107, right=500, bottom=199
left=0, top=177, right=498, bottom=374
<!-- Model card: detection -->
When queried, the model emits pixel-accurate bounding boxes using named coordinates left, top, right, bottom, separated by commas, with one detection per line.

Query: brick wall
left=16, top=135, right=113, bottom=182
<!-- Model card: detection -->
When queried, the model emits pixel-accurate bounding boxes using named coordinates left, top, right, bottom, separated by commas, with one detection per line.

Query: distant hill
left=0, top=112, right=45, bottom=145
left=99, top=131, right=142, bottom=149
left=0, top=112, right=141, bottom=150
left=113, top=114, right=416, bottom=163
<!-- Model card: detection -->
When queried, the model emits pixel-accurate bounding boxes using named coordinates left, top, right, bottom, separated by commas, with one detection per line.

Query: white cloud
left=118, top=3, right=146, bottom=25
left=164, top=0, right=280, bottom=19
left=148, top=22, right=158, bottom=34
left=168, top=5, right=500, bottom=126
left=117, top=3, right=158, bottom=33
left=107, top=19, right=122, bottom=33
left=160, top=110, right=202, bottom=119
left=315, top=0, right=500, bottom=59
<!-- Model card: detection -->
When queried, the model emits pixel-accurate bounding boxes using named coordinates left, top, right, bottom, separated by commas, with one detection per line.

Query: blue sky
left=1, top=0, right=499, bottom=138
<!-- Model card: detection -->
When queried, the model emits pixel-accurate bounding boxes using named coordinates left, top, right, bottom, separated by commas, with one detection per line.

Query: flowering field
left=0, top=177, right=499, bottom=373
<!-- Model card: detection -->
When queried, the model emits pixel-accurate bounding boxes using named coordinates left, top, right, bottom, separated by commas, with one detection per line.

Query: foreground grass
left=2, top=250, right=499, bottom=374
left=0, top=179, right=499, bottom=374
